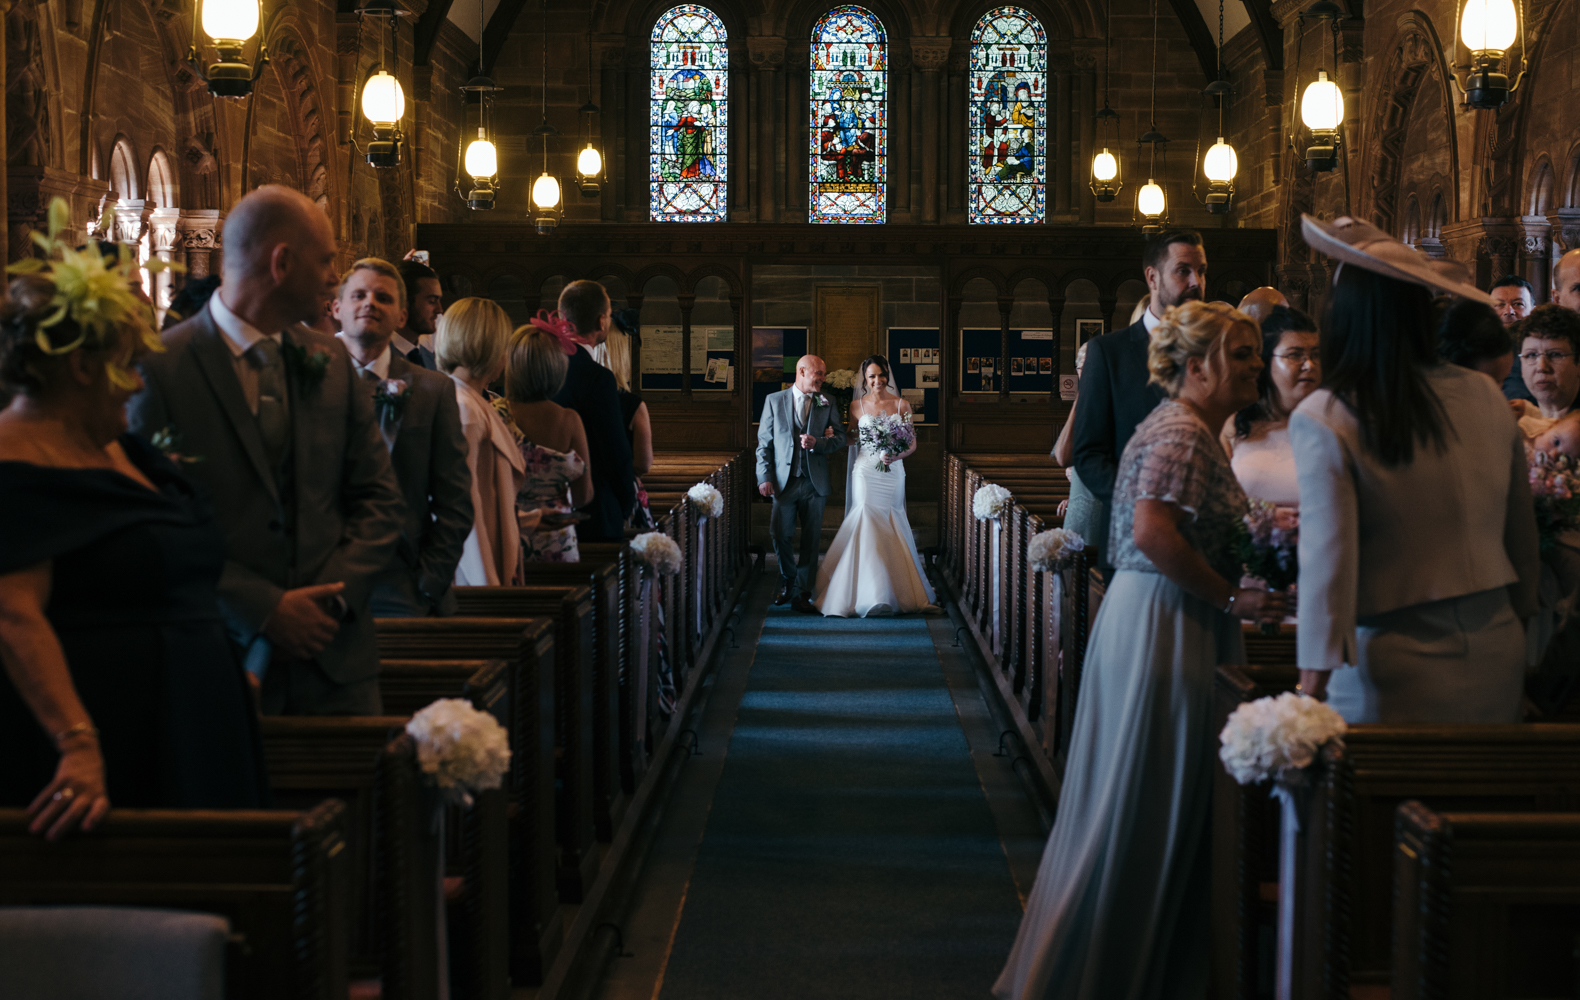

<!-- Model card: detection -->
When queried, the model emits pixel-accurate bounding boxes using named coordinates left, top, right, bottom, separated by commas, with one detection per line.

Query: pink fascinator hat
left=528, top=309, right=586, bottom=356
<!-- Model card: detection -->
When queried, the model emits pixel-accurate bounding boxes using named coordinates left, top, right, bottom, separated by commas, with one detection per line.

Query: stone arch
left=110, top=136, right=141, bottom=200
left=147, top=148, right=178, bottom=209
left=1359, top=14, right=1459, bottom=236
left=246, top=21, right=337, bottom=224
left=1402, top=193, right=1422, bottom=244
left=1529, top=157, right=1555, bottom=217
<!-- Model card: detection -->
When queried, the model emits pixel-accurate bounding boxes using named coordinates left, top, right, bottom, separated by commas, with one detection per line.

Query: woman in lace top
left=996, top=301, right=1286, bottom=1000
left=504, top=324, right=594, bottom=564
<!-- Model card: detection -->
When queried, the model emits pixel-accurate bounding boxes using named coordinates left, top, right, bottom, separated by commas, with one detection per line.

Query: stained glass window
left=969, top=7, right=1047, bottom=224
left=651, top=6, right=728, bottom=222
left=809, top=6, right=887, bottom=224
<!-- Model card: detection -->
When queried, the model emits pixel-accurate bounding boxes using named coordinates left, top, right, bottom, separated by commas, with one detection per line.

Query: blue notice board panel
left=959, top=328, right=1056, bottom=394
left=750, top=327, right=808, bottom=422
left=886, top=328, right=940, bottom=424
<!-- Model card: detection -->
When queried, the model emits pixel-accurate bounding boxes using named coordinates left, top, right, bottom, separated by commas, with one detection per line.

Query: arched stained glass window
left=651, top=6, right=728, bottom=222
left=969, top=7, right=1047, bottom=223
left=809, top=6, right=887, bottom=224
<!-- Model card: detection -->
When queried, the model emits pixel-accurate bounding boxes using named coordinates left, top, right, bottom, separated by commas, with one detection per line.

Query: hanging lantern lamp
left=575, top=28, right=605, bottom=197
left=187, top=0, right=269, bottom=99
left=531, top=0, right=562, bottom=233
left=1451, top=0, right=1526, bottom=108
left=1090, top=0, right=1123, bottom=202
left=454, top=0, right=504, bottom=210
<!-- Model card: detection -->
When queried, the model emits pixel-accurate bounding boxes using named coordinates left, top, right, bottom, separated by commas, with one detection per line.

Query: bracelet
left=1223, top=590, right=1238, bottom=615
left=54, top=722, right=99, bottom=747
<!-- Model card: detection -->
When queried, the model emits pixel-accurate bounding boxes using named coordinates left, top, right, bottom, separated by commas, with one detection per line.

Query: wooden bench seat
left=379, top=658, right=505, bottom=718
left=0, top=802, right=349, bottom=1000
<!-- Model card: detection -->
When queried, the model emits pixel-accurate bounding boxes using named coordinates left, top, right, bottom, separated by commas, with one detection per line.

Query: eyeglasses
left=1519, top=351, right=1575, bottom=366
left=1272, top=350, right=1319, bottom=365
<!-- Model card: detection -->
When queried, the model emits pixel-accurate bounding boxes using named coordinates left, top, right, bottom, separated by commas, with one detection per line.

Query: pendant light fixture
left=455, top=0, right=503, bottom=209
left=1090, top=0, right=1122, bottom=202
left=575, top=27, right=605, bottom=196
left=1290, top=1, right=1343, bottom=172
left=1135, top=0, right=1168, bottom=233
left=1194, top=0, right=1237, bottom=213
left=1451, top=0, right=1526, bottom=108
left=531, top=0, right=562, bottom=234
left=186, top=0, right=269, bottom=98
left=354, top=0, right=411, bottom=168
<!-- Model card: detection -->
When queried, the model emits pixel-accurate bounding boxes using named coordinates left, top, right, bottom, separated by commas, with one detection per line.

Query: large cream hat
left=1299, top=214, right=1495, bottom=306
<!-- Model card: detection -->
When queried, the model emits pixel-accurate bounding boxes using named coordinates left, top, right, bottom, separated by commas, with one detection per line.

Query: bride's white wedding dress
left=814, top=407, right=937, bottom=618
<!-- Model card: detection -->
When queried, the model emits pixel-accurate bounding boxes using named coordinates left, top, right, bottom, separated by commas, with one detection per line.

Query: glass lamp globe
left=202, top=0, right=259, bottom=43
left=361, top=71, right=406, bottom=128
left=1300, top=71, right=1343, bottom=132
left=1460, top=0, right=1517, bottom=51
left=1137, top=180, right=1166, bottom=218
left=532, top=172, right=562, bottom=210
left=1092, top=148, right=1119, bottom=182
left=577, top=144, right=603, bottom=177
left=1203, top=139, right=1238, bottom=182
left=464, top=131, right=497, bottom=180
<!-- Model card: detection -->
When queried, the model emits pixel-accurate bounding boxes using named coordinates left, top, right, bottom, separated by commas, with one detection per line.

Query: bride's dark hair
left=858, top=355, right=891, bottom=386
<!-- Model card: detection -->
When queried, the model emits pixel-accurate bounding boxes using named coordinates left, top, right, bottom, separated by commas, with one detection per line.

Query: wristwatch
left=1222, top=590, right=1239, bottom=615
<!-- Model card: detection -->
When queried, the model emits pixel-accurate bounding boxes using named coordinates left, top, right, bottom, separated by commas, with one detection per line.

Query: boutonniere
left=280, top=342, right=331, bottom=392
left=149, top=425, right=203, bottom=465
left=373, top=378, right=411, bottom=421
left=811, top=393, right=830, bottom=408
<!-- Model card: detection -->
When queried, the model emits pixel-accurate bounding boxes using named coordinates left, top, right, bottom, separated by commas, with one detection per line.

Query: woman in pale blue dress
left=995, top=301, right=1287, bottom=1000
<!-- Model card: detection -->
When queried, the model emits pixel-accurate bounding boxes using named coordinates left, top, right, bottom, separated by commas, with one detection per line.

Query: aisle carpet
left=657, top=604, right=1024, bottom=1000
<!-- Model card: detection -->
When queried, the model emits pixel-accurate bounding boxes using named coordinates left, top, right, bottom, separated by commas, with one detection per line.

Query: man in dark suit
left=556, top=279, right=636, bottom=542
left=129, top=186, right=406, bottom=715
left=333, top=258, right=472, bottom=617
left=1071, top=229, right=1207, bottom=568
left=394, top=258, right=444, bottom=370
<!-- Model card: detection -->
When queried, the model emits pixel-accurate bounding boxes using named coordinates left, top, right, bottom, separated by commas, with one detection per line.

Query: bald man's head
left=1556, top=251, right=1580, bottom=313
left=221, top=185, right=340, bottom=325
left=1237, top=286, right=1290, bottom=325
left=794, top=354, right=827, bottom=394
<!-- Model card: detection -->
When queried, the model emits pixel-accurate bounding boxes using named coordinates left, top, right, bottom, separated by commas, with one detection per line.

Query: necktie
left=794, top=393, right=811, bottom=478
left=249, top=338, right=289, bottom=470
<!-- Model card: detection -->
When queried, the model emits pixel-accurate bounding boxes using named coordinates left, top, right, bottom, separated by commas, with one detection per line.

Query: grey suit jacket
left=1292, top=364, right=1540, bottom=671
left=756, top=388, right=848, bottom=495
left=127, top=306, right=405, bottom=685
left=373, top=352, right=473, bottom=615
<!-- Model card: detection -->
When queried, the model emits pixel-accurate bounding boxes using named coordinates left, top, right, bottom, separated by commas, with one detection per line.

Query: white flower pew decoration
left=973, top=483, right=1012, bottom=521
left=687, top=481, right=724, bottom=519
left=405, top=698, right=512, bottom=806
left=1027, top=528, right=1085, bottom=573
left=631, top=531, right=683, bottom=576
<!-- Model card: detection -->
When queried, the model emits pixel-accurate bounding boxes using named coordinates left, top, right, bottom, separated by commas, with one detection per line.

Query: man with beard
left=1070, top=229, right=1207, bottom=570
left=395, top=257, right=445, bottom=369
left=1491, top=275, right=1538, bottom=402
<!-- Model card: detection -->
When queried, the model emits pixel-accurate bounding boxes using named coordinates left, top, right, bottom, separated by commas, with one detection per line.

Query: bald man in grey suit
left=129, top=186, right=405, bottom=715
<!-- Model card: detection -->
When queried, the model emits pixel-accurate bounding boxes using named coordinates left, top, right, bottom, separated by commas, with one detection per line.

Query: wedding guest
left=435, top=297, right=538, bottom=586
left=1051, top=342, right=1103, bottom=544
left=1222, top=305, right=1321, bottom=506
left=334, top=258, right=472, bottom=616
left=556, top=280, right=635, bottom=542
left=1556, top=250, right=1580, bottom=311
left=2, top=262, right=265, bottom=842
left=395, top=257, right=443, bottom=369
left=995, top=301, right=1285, bottom=1000
left=1293, top=215, right=1539, bottom=723
left=506, top=321, right=594, bottom=562
left=598, top=310, right=656, bottom=528
left=130, top=185, right=405, bottom=715
left=1435, top=296, right=1514, bottom=386
left=1072, top=230, right=1205, bottom=569
left=1491, top=276, right=1538, bottom=401
left=1235, top=285, right=1289, bottom=325
left=1512, top=304, right=1580, bottom=448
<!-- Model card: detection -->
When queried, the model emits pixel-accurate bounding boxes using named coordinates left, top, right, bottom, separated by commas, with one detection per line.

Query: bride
left=814, top=355, right=938, bottom=617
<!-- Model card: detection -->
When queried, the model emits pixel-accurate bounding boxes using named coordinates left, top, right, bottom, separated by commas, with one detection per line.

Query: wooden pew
left=450, top=586, right=600, bottom=902
left=376, top=617, right=560, bottom=986
left=0, top=802, right=349, bottom=1000
left=380, top=658, right=506, bottom=718
left=1393, top=804, right=1580, bottom=1000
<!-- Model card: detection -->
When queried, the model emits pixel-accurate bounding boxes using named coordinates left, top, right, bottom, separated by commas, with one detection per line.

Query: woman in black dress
left=0, top=267, right=266, bottom=840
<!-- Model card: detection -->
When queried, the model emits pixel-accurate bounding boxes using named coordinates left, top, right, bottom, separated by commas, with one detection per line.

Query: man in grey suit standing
left=757, top=354, right=847, bottom=612
left=333, top=258, right=473, bottom=617
left=129, top=186, right=405, bottom=715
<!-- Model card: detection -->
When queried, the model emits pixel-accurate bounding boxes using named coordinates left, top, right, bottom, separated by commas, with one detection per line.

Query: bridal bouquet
left=1028, top=528, right=1085, bottom=573
left=687, top=481, right=724, bottom=519
left=406, top=698, right=512, bottom=806
left=632, top=531, right=683, bottom=575
left=857, top=412, right=914, bottom=472
left=1219, top=692, right=1346, bottom=786
left=973, top=483, right=1012, bottom=521
left=1529, top=450, right=1580, bottom=555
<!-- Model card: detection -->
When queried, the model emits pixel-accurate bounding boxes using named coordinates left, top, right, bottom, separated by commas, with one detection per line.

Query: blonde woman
left=506, top=323, right=594, bottom=563
left=995, top=301, right=1286, bottom=1000
left=435, top=297, right=537, bottom=586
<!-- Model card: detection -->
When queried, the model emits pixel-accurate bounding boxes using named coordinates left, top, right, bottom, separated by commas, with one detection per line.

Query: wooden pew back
left=379, top=659, right=505, bottom=718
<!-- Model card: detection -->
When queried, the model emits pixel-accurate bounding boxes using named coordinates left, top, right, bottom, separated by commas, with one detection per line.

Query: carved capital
left=911, top=37, right=951, bottom=72
left=181, top=228, right=218, bottom=249
left=747, top=35, right=786, bottom=68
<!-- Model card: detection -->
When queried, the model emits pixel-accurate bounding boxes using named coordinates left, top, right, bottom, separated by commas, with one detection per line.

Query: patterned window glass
left=651, top=5, right=728, bottom=222
left=969, top=7, right=1047, bottom=223
left=809, top=6, right=887, bottom=224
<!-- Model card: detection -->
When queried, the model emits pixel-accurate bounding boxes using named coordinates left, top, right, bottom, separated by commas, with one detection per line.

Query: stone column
left=149, top=207, right=180, bottom=309
left=1077, top=60, right=1097, bottom=225
left=786, top=45, right=807, bottom=220
left=748, top=36, right=784, bottom=223
left=889, top=49, right=910, bottom=222
left=1047, top=294, right=1066, bottom=381
left=1518, top=219, right=1552, bottom=302
left=596, top=36, right=623, bottom=223
left=1054, top=70, right=1072, bottom=215
left=997, top=295, right=1013, bottom=398
left=946, top=49, right=967, bottom=219
left=177, top=209, right=223, bottom=280
left=911, top=38, right=949, bottom=224
left=678, top=291, right=695, bottom=397
left=626, top=46, right=648, bottom=221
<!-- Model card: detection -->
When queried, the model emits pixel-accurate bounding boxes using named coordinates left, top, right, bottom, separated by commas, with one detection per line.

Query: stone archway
left=1359, top=17, right=1458, bottom=238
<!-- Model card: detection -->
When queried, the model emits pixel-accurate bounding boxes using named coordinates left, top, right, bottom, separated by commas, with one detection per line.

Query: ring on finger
left=52, top=787, right=76, bottom=802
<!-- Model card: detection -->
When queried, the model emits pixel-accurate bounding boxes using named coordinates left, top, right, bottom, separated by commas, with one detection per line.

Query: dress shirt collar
left=391, top=332, right=418, bottom=358
left=1142, top=304, right=1162, bottom=335
left=210, top=289, right=281, bottom=358
left=337, top=335, right=392, bottom=381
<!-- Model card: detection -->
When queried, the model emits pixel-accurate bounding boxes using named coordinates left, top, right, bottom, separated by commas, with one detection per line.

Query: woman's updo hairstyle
left=0, top=274, right=94, bottom=394
left=1146, top=299, right=1256, bottom=398
left=504, top=323, right=570, bottom=403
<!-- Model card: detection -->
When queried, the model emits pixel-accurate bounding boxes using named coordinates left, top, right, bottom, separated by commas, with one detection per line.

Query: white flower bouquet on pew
left=632, top=531, right=683, bottom=575
left=1218, top=691, right=1346, bottom=786
left=406, top=699, right=512, bottom=806
left=1028, top=528, right=1085, bottom=573
left=687, top=482, right=724, bottom=519
left=973, top=483, right=1012, bottom=521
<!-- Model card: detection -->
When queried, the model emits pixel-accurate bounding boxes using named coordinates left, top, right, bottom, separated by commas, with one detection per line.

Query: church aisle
left=596, top=567, right=1033, bottom=1000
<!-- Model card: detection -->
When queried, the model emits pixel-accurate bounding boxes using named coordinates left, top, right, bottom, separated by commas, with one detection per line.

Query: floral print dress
left=518, top=442, right=586, bottom=563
